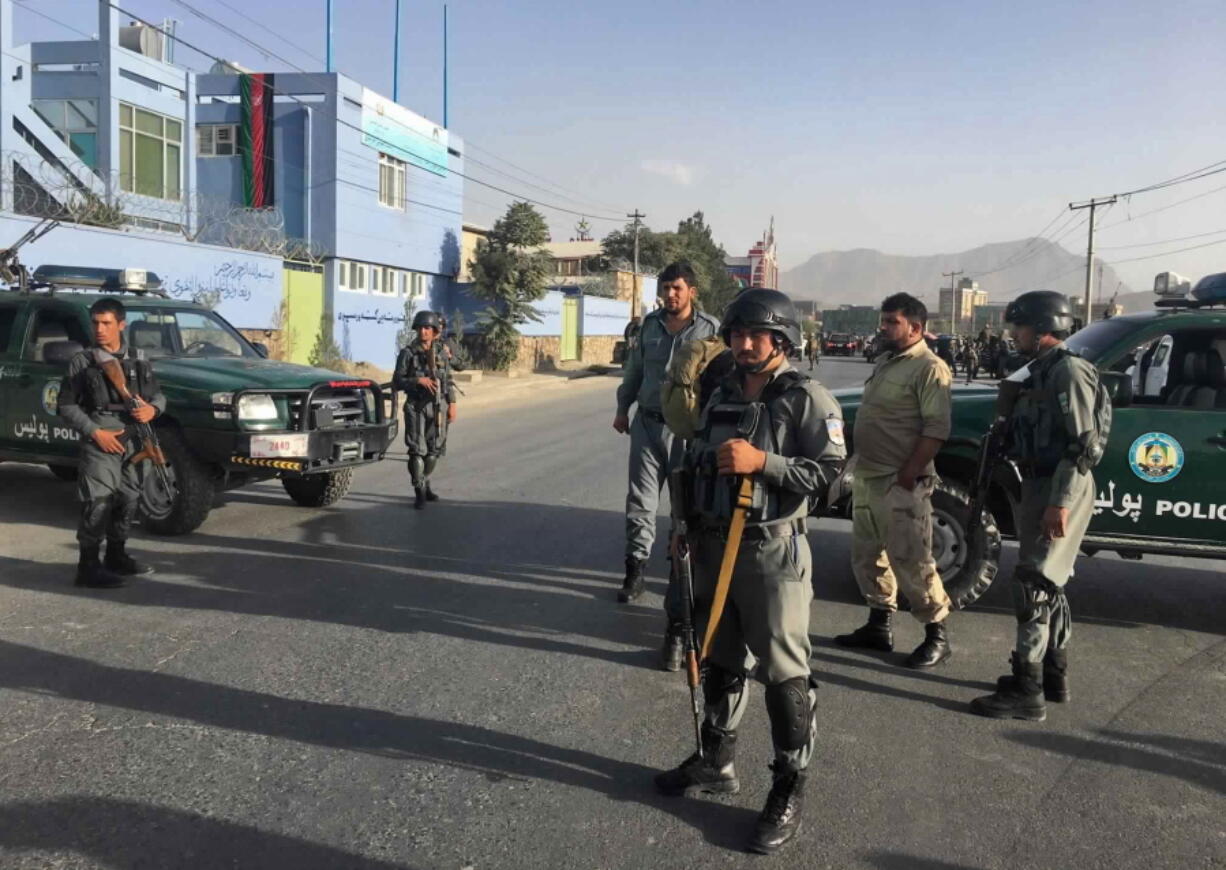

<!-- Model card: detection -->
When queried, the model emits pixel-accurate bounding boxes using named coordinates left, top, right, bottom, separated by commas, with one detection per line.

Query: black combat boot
left=746, top=763, right=807, bottom=854
left=654, top=725, right=739, bottom=797
left=617, top=557, right=646, bottom=603
left=413, top=487, right=426, bottom=510
left=75, top=547, right=126, bottom=589
left=834, top=607, right=894, bottom=652
left=104, top=541, right=153, bottom=577
left=970, top=654, right=1046, bottom=721
left=1043, top=648, right=1070, bottom=703
left=424, top=484, right=440, bottom=502
left=903, top=621, right=951, bottom=669
left=659, top=623, right=684, bottom=672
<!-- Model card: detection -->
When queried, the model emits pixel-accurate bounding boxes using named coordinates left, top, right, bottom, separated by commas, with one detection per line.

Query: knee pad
left=765, top=676, right=815, bottom=752
left=702, top=662, right=745, bottom=708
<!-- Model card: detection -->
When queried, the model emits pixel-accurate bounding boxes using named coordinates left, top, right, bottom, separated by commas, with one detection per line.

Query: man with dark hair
left=58, top=297, right=166, bottom=588
left=613, top=262, right=719, bottom=667
left=836, top=292, right=955, bottom=668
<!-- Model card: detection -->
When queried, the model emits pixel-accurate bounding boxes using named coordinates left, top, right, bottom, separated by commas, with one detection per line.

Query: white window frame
left=378, top=153, right=407, bottom=210
left=197, top=123, right=238, bottom=157
left=118, top=101, right=182, bottom=201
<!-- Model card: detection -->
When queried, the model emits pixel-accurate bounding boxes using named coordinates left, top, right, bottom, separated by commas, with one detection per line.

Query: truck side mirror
left=1100, top=370, right=1133, bottom=408
left=42, top=340, right=83, bottom=364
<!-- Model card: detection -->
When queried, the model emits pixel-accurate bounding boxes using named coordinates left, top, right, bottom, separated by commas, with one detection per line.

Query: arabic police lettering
left=13, top=413, right=81, bottom=443
left=1092, top=480, right=1144, bottom=523
left=1155, top=500, right=1226, bottom=521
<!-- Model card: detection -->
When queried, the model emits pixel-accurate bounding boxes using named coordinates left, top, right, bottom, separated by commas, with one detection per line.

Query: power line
left=13, top=0, right=93, bottom=38
left=1097, top=227, right=1226, bottom=251
left=154, top=0, right=629, bottom=221
left=1097, top=181, right=1226, bottom=231
left=1100, top=235, right=1226, bottom=266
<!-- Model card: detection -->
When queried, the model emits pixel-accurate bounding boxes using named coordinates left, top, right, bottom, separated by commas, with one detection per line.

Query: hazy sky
left=16, top=0, right=1226, bottom=292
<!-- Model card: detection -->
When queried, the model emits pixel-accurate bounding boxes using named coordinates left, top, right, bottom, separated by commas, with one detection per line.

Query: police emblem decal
left=41, top=380, right=60, bottom=416
left=825, top=415, right=845, bottom=447
left=1128, top=432, right=1184, bottom=483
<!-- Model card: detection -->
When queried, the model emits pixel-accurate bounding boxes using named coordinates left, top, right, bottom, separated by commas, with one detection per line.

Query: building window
left=378, top=153, right=406, bottom=210
left=118, top=102, right=182, bottom=200
left=382, top=268, right=398, bottom=295
left=31, top=99, right=98, bottom=168
left=398, top=271, right=408, bottom=296
left=338, top=260, right=349, bottom=289
left=197, top=123, right=237, bottom=157
left=409, top=272, right=426, bottom=299
left=350, top=262, right=366, bottom=291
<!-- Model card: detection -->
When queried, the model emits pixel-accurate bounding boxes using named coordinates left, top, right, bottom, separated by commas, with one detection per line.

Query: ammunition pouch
left=692, top=401, right=778, bottom=525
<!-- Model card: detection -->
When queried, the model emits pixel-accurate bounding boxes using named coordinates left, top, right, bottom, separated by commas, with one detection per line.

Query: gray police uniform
left=58, top=340, right=166, bottom=548
left=685, top=360, right=846, bottom=770
left=1006, top=343, right=1101, bottom=663
left=393, top=338, right=456, bottom=489
left=616, top=307, right=719, bottom=601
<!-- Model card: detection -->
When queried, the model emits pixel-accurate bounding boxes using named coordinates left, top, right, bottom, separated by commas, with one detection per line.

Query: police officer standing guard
left=612, top=263, right=719, bottom=654
left=836, top=293, right=955, bottom=668
left=655, top=289, right=845, bottom=855
left=971, top=292, right=1107, bottom=721
left=393, top=310, right=457, bottom=510
left=58, top=298, right=165, bottom=588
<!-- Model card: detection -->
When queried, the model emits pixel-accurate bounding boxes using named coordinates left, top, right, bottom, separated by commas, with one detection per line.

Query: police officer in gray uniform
left=58, top=298, right=166, bottom=588
left=393, top=310, right=457, bottom=510
left=612, top=263, right=719, bottom=645
left=971, top=291, right=1107, bottom=721
left=655, top=289, right=846, bottom=855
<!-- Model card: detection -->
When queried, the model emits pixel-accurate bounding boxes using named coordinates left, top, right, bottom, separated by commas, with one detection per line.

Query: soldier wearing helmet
left=971, top=290, right=1107, bottom=721
left=836, top=292, right=955, bottom=670
left=654, top=288, right=845, bottom=855
left=392, top=310, right=457, bottom=509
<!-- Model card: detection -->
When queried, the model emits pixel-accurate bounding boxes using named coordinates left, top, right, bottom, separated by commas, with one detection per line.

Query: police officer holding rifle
left=970, top=291, right=1108, bottom=721
left=58, top=298, right=166, bottom=588
left=654, top=289, right=845, bottom=855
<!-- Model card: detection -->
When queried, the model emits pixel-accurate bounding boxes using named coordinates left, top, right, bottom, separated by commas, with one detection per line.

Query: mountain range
left=779, top=238, right=1139, bottom=311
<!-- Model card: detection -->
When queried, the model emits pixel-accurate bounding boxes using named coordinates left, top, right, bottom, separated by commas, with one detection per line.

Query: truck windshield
left=1064, top=318, right=1145, bottom=364
left=123, top=308, right=258, bottom=359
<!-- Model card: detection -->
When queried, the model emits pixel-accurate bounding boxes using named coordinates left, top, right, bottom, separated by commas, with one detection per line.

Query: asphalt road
left=0, top=356, right=1222, bottom=869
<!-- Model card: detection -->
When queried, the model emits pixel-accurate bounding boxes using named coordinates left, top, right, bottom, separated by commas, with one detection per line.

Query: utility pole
left=942, top=269, right=963, bottom=332
left=1069, top=195, right=1116, bottom=325
left=628, top=209, right=645, bottom=320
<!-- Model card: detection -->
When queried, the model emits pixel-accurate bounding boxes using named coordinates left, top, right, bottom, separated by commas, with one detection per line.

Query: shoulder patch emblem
left=1058, top=391, right=1070, bottom=415
left=825, top=414, right=845, bottom=446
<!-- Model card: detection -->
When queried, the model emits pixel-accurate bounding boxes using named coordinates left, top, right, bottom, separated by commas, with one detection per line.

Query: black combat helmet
left=1005, top=291, right=1076, bottom=335
left=719, top=288, right=802, bottom=348
left=412, top=310, right=442, bottom=330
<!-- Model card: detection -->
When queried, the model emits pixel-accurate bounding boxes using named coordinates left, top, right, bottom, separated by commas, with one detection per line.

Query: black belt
left=1016, top=461, right=1057, bottom=480
left=640, top=409, right=665, bottom=423
left=697, top=518, right=807, bottom=541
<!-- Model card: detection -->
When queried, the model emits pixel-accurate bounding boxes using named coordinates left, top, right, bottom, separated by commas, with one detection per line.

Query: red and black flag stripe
left=239, top=73, right=275, bottom=208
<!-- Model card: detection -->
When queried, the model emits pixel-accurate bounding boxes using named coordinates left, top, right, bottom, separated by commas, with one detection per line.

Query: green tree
left=470, top=202, right=552, bottom=371
left=308, top=314, right=346, bottom=371
left=599, top=211, right=741, bottom=314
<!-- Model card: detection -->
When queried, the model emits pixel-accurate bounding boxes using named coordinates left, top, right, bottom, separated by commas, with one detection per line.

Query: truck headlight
left=212, top=392, right=233, bottom=420
left=236, top=393, right=278, bottom=421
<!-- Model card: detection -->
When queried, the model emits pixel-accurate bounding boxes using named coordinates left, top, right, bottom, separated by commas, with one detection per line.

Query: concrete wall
left=0, top=214, right=283, bottom=330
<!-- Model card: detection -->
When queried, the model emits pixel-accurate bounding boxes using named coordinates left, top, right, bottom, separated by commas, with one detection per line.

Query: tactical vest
left=83, top=347, right=150, bottom=414
left=1008, top=348, right=1109, bottom=474
left=690, top=370, right=808, bottom=526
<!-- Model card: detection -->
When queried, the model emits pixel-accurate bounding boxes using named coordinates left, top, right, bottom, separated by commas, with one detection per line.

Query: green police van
left=828, top=270, right=1226, bottom=608
left=0, top=263, right=395, bottom=535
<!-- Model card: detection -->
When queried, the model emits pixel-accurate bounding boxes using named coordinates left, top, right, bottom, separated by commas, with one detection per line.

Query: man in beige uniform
left=835, top=293, right=954, bottom=668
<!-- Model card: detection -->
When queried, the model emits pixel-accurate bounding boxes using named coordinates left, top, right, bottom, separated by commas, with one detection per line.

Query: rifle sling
left=699, top=475, right=754, bottom=662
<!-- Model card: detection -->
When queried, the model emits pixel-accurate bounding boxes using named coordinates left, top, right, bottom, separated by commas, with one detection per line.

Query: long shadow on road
left=0, top=795, right=414, bottom=870
left=0, top=639, right=755, bottom=852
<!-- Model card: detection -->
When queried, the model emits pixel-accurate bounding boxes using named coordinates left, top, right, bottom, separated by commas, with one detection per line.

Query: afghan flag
left=239, top=73, right=275, bottom=208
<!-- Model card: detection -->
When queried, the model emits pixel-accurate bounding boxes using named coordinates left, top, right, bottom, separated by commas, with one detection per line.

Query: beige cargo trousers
left=850, top=471, right=952, bottom=624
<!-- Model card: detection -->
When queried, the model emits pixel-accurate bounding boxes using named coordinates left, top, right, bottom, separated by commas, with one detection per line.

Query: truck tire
left=143, top=426, right=214, bottom=536
left=930, top=479, right=1001, bottom=609
left=47, top=463, right=78, bottom=481
left=282, top=468, right=354, bottom=508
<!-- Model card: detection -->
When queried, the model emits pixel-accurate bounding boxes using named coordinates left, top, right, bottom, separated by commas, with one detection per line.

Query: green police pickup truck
left=828, top=270, right=1226, bottom=608
left=0, top=264, right=395, bottom=534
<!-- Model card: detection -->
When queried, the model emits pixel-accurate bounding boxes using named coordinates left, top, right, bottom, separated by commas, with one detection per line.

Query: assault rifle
left=0, top=219, right=59, bottom=290
left=92, top=349, right=173, bottom=505
left=668, top=467, right=703, bottom=757
left=965, top=374, right=1025, bottom=546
